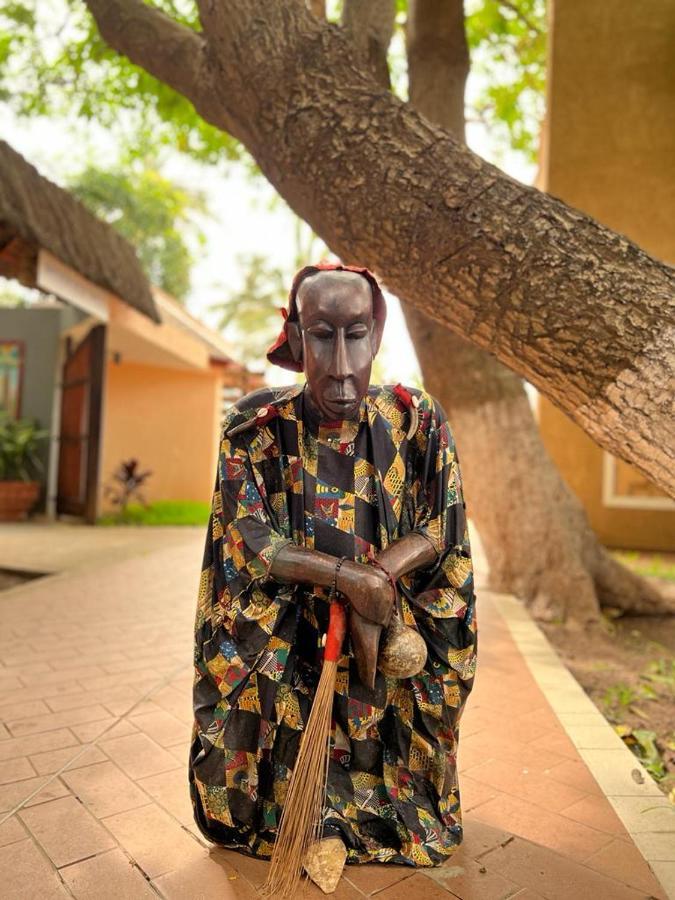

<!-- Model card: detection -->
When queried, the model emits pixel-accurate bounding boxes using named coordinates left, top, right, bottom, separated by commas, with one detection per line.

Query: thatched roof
left=0, top=140, right=159, bottom=322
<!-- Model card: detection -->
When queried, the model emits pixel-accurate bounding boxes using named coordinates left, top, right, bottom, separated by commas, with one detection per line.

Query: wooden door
left=56, top=324, right=106, bottom=523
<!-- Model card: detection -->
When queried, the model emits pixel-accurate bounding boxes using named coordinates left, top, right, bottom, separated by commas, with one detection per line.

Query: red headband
left=266, top=262, right=387, bottom=372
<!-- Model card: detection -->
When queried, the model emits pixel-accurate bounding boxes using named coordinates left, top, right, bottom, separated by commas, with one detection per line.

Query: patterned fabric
left=189, top=383, right=478, bottom=868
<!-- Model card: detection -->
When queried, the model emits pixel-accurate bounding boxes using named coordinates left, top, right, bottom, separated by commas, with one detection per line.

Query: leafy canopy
left=0, top=0, right=546, bottom=168
left=68, top=160, right=207, bottom=300
left=0, top=0, right=238, bottom=165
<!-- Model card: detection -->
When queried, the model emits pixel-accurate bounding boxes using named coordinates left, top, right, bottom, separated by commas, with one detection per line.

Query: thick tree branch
left=83, top=0, right=675, bottom=495
left=82, top=0, right=242, bottom=140
left=342, top=0, right=395, bottom=89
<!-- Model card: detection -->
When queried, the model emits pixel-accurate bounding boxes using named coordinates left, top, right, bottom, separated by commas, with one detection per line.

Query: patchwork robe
left=189, top=383, right=478, bottom=867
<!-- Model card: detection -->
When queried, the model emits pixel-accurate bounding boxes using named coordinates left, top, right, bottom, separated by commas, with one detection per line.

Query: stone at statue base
left=303, top=836, right=347, bottom=894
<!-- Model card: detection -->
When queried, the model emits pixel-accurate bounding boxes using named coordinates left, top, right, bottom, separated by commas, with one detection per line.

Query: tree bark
left=342, top=0, right=395, bottom=90
left=351, top=0, right=674, bottom=623
left=405, top=312, right=674, bottom=623
left=83, top=0, right=675, bottom=496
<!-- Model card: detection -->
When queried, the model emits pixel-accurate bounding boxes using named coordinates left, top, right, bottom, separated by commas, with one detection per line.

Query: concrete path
left=0, top=524, right=671, bottom=899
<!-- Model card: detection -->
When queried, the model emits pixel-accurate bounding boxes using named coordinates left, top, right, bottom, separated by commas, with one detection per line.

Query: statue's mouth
left=323, top=396, right=359, bottom=417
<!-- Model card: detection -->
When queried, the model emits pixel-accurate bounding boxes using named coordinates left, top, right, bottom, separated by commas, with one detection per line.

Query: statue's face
left=295, top=271, right=378, bottom=421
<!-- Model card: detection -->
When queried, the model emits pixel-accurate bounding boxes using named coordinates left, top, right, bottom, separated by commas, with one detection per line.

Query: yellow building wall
left=538, top=0, right=675, bottom=550
left=100, top=359, right=222, bottom=512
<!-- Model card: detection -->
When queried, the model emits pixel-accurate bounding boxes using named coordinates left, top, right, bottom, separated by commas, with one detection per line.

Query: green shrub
left=0, top=412, right=48, bottom=481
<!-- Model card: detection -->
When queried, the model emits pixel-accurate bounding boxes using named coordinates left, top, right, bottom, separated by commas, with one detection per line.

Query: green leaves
left=0, top=1, right=547, bottom=169
left=465, top=0, right=547, bottom=165
left=0, top=412, right=48, bottom=481
left=0, top=0, right=239, bottom=164
left=68, top=161, right=208, bottom=300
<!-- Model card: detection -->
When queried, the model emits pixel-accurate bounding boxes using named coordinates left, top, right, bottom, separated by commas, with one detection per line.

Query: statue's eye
left=308, top=327, right=333, bottom=341
left=347, top=327, right=368, bottom=341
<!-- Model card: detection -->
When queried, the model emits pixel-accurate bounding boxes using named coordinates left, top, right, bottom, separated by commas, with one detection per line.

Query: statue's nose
left=329, top=330, right=349, bottom=379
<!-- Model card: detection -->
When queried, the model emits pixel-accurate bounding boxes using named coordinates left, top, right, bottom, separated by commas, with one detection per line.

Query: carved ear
left=286, top=321, right=303, bottom=367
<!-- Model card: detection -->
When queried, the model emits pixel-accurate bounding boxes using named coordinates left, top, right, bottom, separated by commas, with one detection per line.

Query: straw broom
left=261, top=599, right=347, bottom=898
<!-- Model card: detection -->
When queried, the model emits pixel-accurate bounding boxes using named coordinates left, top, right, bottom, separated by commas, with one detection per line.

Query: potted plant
left=0, top=412, right=49, bottom=521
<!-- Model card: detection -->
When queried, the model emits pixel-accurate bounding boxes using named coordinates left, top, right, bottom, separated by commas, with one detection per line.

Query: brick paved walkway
left=0, top=527, right=669, bottom=899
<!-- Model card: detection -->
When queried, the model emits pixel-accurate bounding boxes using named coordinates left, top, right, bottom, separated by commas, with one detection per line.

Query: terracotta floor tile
left=517, top=706, right=560, bottom=732
left=29, top=743, right=107, bottom=776
left=458, top=819, right=515, bottom=860
left=71, top=717, right=137, bottom=743
left=213, top=847, right=270, bottom=891
left=471, top=793, right=613, bottom=860
left=2, top=682, right=84, bottom=706
left=1, top=534, right=668, bottom=899
left=104, top=657, right=172, bottom=675
left=1, top=650, right=59, bottom=669
left=61, top=760, right=151, bottom=818
left=559, top=793, right=630, bottom=839
left=543, top=757, right=604, bottom=797
left=0, top=838, right=69, bottom=899
left=99, top=731, right=182, bottom=781
left=424, top=855, right=522, bottom=900
left=0, top=773, right=69, bottom=813
left=168, top=672, right=194, bottom=692
left=458, top=774, right=500, bottom=812
left=60, top=848, right=158, bottom=899
left=6, top=704, right=112, bottom=737
left=81, top=669, right=165, bottom=693
left=45, top=685, right=139, bottom=714
left=103, top=694, right=146, bottom=718
left=482, top=834, right=664, bottom=900
left=0, top=698, right=52, bottom=722
left=0, top=755, right=36, bottom=785
left=486, top=715, right=553, bottom=746
left=19, top=665, right=105, bottom=687
left=0, top=727, right=78, bottom=762
left=374, top=871, right=459, bottom=899
left=102, top=802, right=205, bottom=878
left=296, top=875, right=365, bottom=899
left=0, top=814, right=26, bottom=847
left=462, top=758, right=587, bottom=813
left=19, top=795, right=116, bottom=868
left=137, top=767, right=193, bottom=826
left=528, top=730, right=580, bottom=761
left=130, top=709, right=192, bottom=748
left=583, top=836, right=669, bottom=896
left=342, top=860, right=417, bottom=895
left=49, top=653, right=125, bottom=672
left=460, top=705, right=502, bottom=737
left=151, top=685, right=193, bottom=725
left=457, top=731, right=568, bottom=774
left=21, top=776, right=72, bottom=809
left=166, top=741, right=190, bottom=764
left=0, top=676, right=23, bottom=693
left=152, top=851, right=262, bottom=899
left=2, top=662, right=53, bottom=682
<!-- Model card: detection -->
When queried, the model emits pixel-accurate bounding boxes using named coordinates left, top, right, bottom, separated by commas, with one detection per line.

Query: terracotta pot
left=0, top=481, right=41, bottom=521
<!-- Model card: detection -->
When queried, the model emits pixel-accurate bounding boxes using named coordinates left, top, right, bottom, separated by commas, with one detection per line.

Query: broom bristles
left=261, top=658, right=338, bottom=898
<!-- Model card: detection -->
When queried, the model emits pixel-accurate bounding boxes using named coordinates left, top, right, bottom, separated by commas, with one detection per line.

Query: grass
left=97, top=499, right=210, bottom=527
left=611, top=550, right=675, bottom=582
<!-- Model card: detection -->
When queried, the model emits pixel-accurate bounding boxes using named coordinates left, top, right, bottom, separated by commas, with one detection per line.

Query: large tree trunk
left=405, top=311, right=674, bottom=623
left=83, top=0, right=675, bottom=496
left=348, top=0, right=674, bottom=624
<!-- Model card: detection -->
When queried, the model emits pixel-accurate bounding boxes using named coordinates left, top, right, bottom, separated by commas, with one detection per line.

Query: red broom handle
left=324, top=601, right=347, bottom=663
